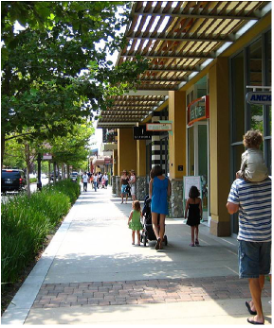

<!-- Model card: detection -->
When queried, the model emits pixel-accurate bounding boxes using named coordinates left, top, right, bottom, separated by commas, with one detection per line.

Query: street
left=1, top=178, right=49, bottom=204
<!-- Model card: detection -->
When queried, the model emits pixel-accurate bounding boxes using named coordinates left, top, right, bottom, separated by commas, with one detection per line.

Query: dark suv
left=1, top=169, right=27, bottom=193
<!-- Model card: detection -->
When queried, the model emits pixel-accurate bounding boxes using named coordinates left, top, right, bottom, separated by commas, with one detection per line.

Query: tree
left=1, top=1, right=148, bottom=169
left=50, top=122, right=94, bottom=175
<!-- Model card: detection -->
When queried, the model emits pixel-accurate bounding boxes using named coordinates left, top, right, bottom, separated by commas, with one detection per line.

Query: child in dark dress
left=184, top=186, right=203, bottom=247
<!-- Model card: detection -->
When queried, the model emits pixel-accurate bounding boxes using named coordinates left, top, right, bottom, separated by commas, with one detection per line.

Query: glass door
left=187, top=122, right=209, bottom=220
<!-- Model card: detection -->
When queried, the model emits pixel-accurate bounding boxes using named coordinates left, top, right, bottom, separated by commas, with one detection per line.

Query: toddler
left=184, top=186, right=203, bottom=247
left=236, top=129, right=268, bottom=182
left=128, top=200, right=143, bottom=246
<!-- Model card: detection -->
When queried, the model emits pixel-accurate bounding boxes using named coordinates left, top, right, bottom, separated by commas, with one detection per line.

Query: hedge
left=1, top=179, right=80, bottom=286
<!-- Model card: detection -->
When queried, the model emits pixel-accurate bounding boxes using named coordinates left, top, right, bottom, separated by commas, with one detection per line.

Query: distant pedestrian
left=226, top=177, right=271, bottom=325
left=236, top=129, right=268, bottom=182
left=184, top=186, right=203, bottom=247
left=98, top=172, right=102, bottom=188
left=90, top=173, right=94, bottom=188
left=129, top=170, right=136, bottom=201
left=120, top=170, right=129, bottom=204
left=93, top=173, right=98, bottom=192
left=149, top=165, right=171, bottom=250
left=82, top=172, right=88, bottom=192
left=128, top=200, right=143, bottom=246
left=103, top=173, right=108, bottom=188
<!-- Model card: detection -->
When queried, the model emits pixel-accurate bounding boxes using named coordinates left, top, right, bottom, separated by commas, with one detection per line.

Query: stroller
left=140, top=195, right=168, bottom=247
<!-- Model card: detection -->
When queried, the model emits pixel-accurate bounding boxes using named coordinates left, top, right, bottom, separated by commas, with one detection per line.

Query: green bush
left=29, top=178, right=37, bottom=183
left=1, top=179, right=80, bottom=286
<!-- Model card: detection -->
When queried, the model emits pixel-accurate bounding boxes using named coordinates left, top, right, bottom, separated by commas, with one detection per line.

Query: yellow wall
left=168, top=91, right=187, bottom=179
left=136, top=139, right=146, bottom=176
left=117, top=128, right=137, bottom=175
left=209, top=58, right=231, bottom=236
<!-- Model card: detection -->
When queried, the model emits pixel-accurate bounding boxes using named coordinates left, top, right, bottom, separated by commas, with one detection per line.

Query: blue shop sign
left=246, top=92, right=271, bottom=105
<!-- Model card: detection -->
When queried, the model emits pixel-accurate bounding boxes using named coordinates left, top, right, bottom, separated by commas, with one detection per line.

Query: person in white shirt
left=129, top=170, right=136, bottom=201
left=103, top=173, right=108, bottom=188
left=82, top=172, right=88, bottom=191
left=93, top=173, right=98, bottom=192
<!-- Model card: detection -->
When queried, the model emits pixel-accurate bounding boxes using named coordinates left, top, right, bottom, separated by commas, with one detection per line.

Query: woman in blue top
left=149, top=165, right=171, bottom=250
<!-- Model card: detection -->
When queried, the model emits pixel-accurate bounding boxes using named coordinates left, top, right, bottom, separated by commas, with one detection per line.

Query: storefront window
left=251, top=104, right=263, bottom=133
left=230, top=29, right=271, bottom=236
left=249, top=38, right=262, bottom=86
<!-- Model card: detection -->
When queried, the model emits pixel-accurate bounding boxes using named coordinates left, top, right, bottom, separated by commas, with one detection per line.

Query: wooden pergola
left=97, top=1, right=271, bottom=128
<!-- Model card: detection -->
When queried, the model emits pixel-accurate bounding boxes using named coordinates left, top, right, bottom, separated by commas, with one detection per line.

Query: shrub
left=1, top=179, right=80, bottom=286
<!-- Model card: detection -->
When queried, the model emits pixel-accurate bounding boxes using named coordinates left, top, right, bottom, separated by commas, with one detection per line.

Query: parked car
left=1, top=169, right=27, bottom=193
left=70, top=172, right=78, bottom=182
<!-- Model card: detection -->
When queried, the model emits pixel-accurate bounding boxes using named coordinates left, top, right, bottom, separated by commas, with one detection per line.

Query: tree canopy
left=1, top=1, right=148, bottom=168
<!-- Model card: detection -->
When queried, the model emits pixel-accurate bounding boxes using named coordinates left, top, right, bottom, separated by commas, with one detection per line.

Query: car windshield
left=2, top=171, right=20, bottom=178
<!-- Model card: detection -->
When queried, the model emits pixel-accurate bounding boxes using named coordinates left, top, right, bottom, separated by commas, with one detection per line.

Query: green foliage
left=3, top=138, right=25, bottom=168
left=1, top=1, right=148, bottom=171
left=50, top=122, right=94, bottom=168
left=43, top=179, right=81, bottom=204
left=1, top=179, right=80, bottom=285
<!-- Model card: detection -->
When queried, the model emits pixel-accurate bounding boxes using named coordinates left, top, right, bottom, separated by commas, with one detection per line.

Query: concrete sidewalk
left=2, top=185, right=271, bottom=325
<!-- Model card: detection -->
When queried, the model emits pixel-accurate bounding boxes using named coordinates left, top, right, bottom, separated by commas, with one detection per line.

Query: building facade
left=98, top=1, right=271, bottom=237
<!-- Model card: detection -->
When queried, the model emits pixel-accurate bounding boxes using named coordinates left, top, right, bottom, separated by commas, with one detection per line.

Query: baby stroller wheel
left=164, top=235, right=168, bottom=246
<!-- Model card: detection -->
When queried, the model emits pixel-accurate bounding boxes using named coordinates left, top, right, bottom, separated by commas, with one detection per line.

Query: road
left=1, top=178, right=49, bottom=203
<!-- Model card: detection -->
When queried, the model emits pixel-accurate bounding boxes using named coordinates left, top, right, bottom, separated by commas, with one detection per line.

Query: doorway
left=187, top=122, right=209, bottom=220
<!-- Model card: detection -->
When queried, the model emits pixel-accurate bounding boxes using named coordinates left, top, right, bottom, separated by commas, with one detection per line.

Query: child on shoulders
left=236, top=129, right=268, bottom=182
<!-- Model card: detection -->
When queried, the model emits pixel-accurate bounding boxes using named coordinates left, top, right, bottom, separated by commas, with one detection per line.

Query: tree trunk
left=67, top=164, right=70, bottom=178
left=62, top=163, right=65, bottom=179
left=1, top=134, right=5, bottom=171
left=53, top=161, right=57, bottom=184
left=25, top=143, right=31, bottom=198
left=48, top=161, right=51, bottom=184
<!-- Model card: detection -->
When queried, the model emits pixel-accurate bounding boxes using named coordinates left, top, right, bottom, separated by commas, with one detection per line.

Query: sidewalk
left=2, top=185, right=271, bottom=325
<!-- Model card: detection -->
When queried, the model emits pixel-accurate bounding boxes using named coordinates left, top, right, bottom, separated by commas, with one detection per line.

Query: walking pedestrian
left=128, top=200, right=143, bottom=246
left=149, top=165, right=171, bottom=250
left=129, top=170, right=136, bottom=201
left=226, top=177, right=271, bottom=325
left=120, top=170, right=129, bottom=204
left=103, top=172, right=108, bottom=188
left=184, top=186, right=203, bottom=247
left=93, top=173, right=98, bottom=192
left=81, top=172, right=88, bottom=192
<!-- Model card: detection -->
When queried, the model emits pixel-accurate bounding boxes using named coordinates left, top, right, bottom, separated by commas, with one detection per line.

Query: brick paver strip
left=33, top=276, right=271, bottom=309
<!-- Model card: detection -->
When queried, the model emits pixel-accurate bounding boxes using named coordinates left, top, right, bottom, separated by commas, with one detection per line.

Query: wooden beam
left=126, top=32, right=233, bottom=42
left=121, top=53, right=214, bottom=59
left=145, top=68, right=198, bottom=72
left=131, top=11, right=260, bottom=21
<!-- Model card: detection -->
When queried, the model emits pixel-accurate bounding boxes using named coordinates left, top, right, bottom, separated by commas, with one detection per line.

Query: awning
left=97, top=1, right=271, bottom=129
